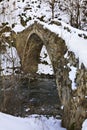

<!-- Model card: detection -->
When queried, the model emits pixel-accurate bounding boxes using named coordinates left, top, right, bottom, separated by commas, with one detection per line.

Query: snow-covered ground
left=0, top=112, right=66, bottom=130
left=37, top=45, right=54, bottom=75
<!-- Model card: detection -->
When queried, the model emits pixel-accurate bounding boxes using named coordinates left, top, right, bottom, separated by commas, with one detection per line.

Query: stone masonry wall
left=61, top=51, right=87, bottom=130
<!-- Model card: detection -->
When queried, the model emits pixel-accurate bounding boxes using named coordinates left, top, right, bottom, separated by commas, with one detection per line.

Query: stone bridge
left=16, top=21, right=67, bottom=73
left=16, top=22, right=87, bottom=130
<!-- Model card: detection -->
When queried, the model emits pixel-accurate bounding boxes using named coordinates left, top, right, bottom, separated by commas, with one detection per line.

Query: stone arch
left=22, top=32, right=55, bottom=75
left=16, top=22, right=71, bottom=103
left=17, top=23, right=72, bottom=115
left=17, top=22, right=86, bottom=130
left=16, top=22, right=67, bottom=72
left=21, top=32, right=67, bottom=75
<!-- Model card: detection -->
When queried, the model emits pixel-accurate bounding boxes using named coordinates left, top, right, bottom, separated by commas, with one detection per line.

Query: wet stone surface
left=0, top=76, right=62, bottom=118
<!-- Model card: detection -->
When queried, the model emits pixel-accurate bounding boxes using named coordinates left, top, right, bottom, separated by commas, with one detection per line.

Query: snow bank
left=0, top=112, right=66, bottom=130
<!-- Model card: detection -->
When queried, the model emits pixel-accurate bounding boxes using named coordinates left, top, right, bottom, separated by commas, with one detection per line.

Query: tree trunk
left=52, top=4, right=54, bottom=19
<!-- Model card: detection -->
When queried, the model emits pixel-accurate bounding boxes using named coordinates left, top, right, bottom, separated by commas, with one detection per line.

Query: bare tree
left=0, top=38, right=6, bottom=76
left=0, top=54, right=2, bottom=76
left=81, top=0, right=87, bottom=29
left=49, top=0, right=56, bottom=19
left=73, top=0, right=82, bottom=28
left=63, top=0, right=84, bottom=28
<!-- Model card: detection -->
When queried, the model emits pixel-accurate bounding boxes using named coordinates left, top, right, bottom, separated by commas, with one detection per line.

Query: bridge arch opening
left=21, top=32, right=61, bottom=117
left=37, top=45, right=54, bottom=75
left=21, top=31, right=69, bottom=106
left=22, top=33, right=55, bottom=75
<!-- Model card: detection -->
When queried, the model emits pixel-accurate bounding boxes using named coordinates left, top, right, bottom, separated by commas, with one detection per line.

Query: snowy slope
left=0, top=112, right=66, bottom=130
left=0, top=0, right=69, bottom=28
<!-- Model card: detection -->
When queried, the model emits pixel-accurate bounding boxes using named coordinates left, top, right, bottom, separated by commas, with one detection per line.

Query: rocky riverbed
left=0, top=75, right=62, bottom=118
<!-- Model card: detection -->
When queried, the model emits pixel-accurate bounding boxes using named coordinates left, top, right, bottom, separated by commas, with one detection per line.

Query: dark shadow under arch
left=22, top=33, right=53, bottom=74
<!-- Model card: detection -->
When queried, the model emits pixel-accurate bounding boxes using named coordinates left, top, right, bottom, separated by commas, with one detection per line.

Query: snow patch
left=37, top=45, right=54, bottom=75
left=82, top=119, right=87, bottom=130
left=68, top=65, right=77, bottom=90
